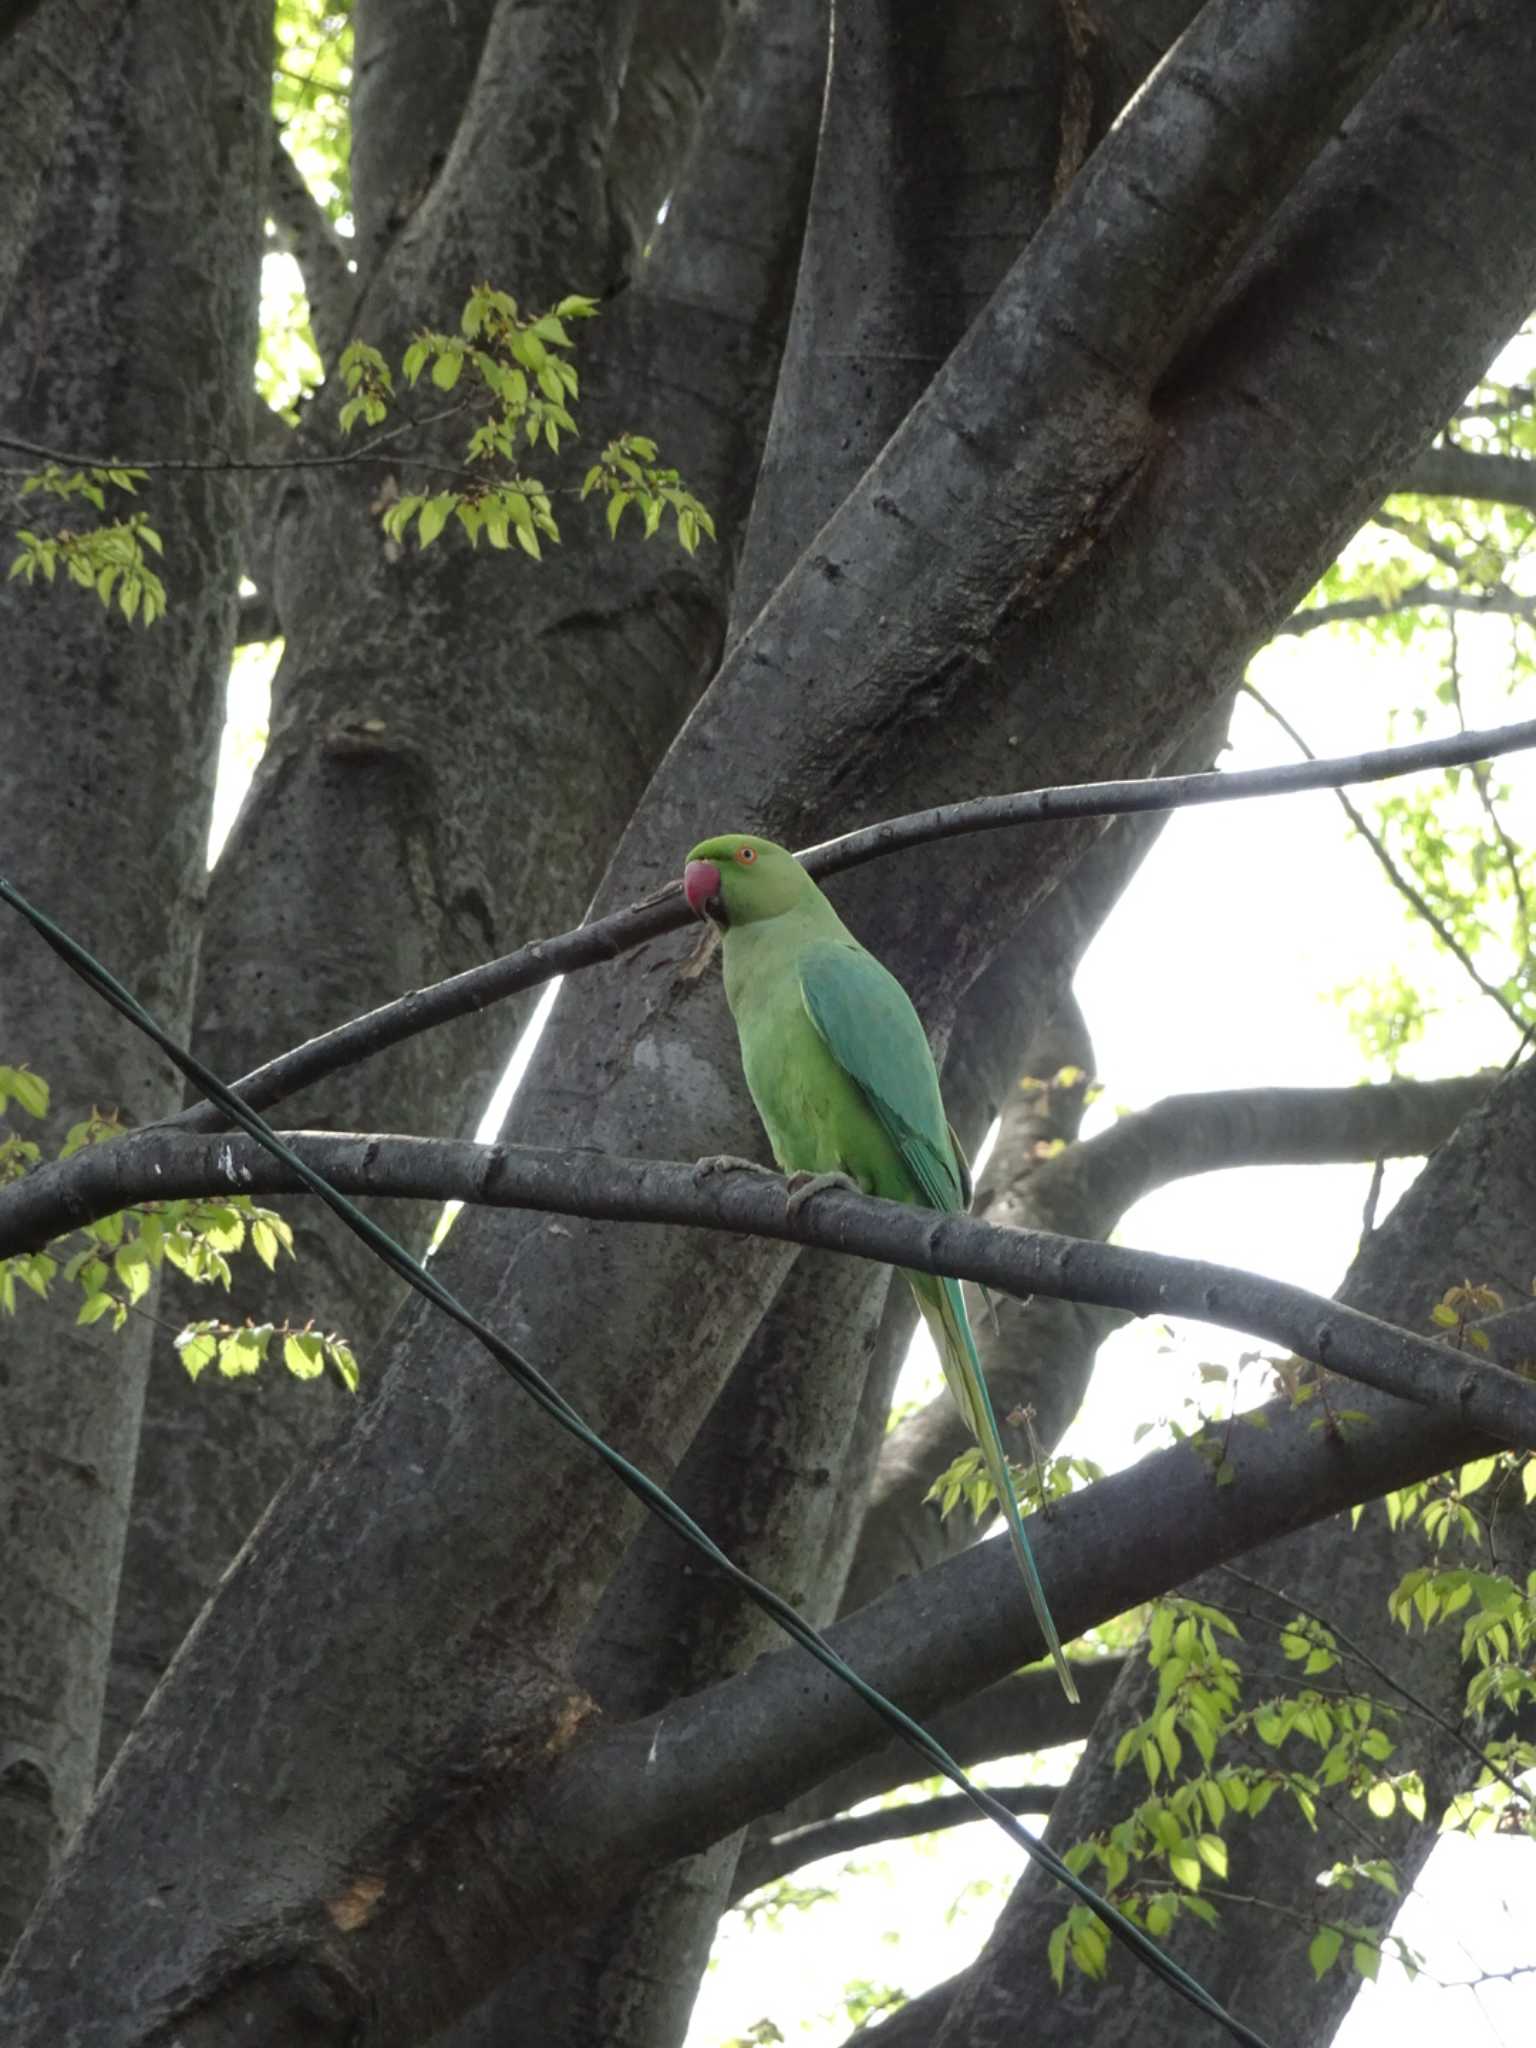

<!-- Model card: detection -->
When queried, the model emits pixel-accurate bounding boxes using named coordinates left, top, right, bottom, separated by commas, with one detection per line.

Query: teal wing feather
left=796, top=941, right=964, bottom=1208
left=798, top=938, right=1078, bottom=1702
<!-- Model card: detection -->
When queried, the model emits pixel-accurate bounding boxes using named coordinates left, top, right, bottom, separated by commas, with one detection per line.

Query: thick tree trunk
left=5, top=3, right=1536, bottom=2042
left=924, top=1045, right=1536, bottom=2048
left=105, top=0, right=827, bottom=1756
left=0, top=0, right=267, bottom=1956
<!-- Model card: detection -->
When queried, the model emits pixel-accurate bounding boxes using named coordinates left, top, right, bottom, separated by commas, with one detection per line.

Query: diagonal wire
left=0, top=872, right=1268, bottom=2048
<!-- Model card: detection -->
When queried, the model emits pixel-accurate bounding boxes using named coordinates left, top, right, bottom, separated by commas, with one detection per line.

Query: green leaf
left=431, top=348, right=464, bottom=391
left=77, top=1292, right=115, bottom=1326
left=1352, top=1941, right=1381, bottom=1983
left=1458, top=1455, right=1498, bottom=1494
left=218, top=1328, right=264, bottom=1377
left=1309, top=1927, right=1343, bottom=1979
left=1196, top=1834, right=1227, bottom=1879
left=176, top=1327, right=217, bottom=1380
left=113, top=1240, right=151, bottom=1305
left=1, top=1066, right=50, bottom=1117
left=403, top=339, right=430, bottom=384
left=283, top=1333, right=326, bottom=1380
left=329, top=1340, right=360, bottom=1393
left=251, top=1218, right=279, bottom=1271
left=1070, top=1915, right=1108, bottom=1981
left=1046, top=1921, right=1069, bottom=1991
left=418, top=494, right=456, bottom=547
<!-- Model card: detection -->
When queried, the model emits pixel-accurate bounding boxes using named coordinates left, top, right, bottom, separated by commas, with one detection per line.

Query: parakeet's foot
left=784, top=1169, right=861, bottom=1219
left=693, top=1154, right=779, bottom=1185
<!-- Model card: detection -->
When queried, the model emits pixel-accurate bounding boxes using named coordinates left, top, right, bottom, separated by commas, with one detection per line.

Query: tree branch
left=1069, top=1072, right=1495, bottom=1214
left=731, top=1782, right=1066, bottom=1901
left=265, top=127, right=353, bottom=370
left=1395, top=443, right=1536, bottom=513
left=115, top=717, right=1536, bottom=1139
left=1278, top=579, right=1536, bottom=635
left=472, top=1367, right=1513, bottom=2000
left=1244, top=683, right=1528, bottom=1031
left=4, top=1127, right=1535, bottom=1446
left=849, top=1069, right=1494, bottom=1607
left=766, top=1660, right=1128, bottom=1838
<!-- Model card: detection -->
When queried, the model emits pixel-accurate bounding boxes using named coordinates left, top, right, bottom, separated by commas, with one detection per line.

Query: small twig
left=1277, top=582, right=1536, bottom=636
left=0, top=402, right=470, bottom=478
left=731, top=1782, right=1065, bottom=1899
left=1371, top=507, right=1470, bottom=577
left=1446, top=657, right=1532, bottom=962
left=1218, top=1562, right=1528, bottom=1808
left=1242, top=683, right=1527, bottom=1033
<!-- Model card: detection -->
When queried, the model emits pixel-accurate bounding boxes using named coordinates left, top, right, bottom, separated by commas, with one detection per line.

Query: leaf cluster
left=340, top=284, right=716, bottom=560
left=7, top=467, right=165, bottom=625
left=0, top=1065, right=353, bottom=1387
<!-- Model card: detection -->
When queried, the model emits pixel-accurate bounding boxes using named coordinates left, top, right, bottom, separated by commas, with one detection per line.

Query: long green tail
left=917, top=1272, right=1080, bottom=1704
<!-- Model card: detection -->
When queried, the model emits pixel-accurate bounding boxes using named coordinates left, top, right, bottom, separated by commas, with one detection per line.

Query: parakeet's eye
left=736, top=846, right=757, bottom=864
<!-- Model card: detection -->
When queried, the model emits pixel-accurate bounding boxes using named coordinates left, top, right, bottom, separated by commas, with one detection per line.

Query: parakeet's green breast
left=727, top=924, right=916, bottom=1202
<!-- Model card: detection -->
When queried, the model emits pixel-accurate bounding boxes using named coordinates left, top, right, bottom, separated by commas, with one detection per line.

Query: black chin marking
left=705, top=897, right=728, bottom=929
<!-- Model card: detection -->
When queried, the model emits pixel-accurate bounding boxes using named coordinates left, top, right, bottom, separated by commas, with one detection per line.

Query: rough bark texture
left=464, top=8, right=1109, bottom=2037
left=105, top=0, right=827, bottom=1758
left=928, top=1044, right=1536, bottom=2048
left=0, top=0, right=267, bottom=1957
left=1, top=3, right=1534, bottom=2045
left=0, top=0, right=125, bottom=323
left=6, top=3, right=1533, bottom=2040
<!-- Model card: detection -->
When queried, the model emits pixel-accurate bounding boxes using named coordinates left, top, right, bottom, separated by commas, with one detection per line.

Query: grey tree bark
left=1, top=2, right=1534, bottom=2045
left=921, top=1044, right=1536, bottom=2048
left=105, top=0, right=828, bottom=1757
left=0, top=0, right=267, bottom=1959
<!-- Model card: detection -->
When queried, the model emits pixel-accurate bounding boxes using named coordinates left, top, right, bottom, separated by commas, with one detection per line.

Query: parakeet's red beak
left=683, top=858, right=725, bottom=925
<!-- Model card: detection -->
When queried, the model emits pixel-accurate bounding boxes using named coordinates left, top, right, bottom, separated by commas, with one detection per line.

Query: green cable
left=1, top=874, right=1268, bottom=2046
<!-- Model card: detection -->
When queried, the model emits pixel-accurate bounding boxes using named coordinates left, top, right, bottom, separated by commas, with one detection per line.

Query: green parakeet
left=683, top=833, right=1077, bottom=1702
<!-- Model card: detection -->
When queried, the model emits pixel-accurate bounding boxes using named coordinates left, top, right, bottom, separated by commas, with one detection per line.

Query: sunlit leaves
left=177, top=1316, right=358, bottom=1391
left=273, top=0, right=353, bottom=223
left=7, top=467, right=166, bottom=625
left=0, top=1062, right=355, bottom=1388
left=338, top=281, right=714, bottom=563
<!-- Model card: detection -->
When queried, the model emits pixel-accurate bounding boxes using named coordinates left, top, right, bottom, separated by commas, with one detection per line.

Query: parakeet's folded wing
left=798, top=937, right=1080, bottom=1704
left=796, top=941, right=966, bottom=1209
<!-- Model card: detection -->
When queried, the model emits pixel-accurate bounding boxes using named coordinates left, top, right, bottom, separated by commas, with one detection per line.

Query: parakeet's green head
left=683, top=834, right=815, bottom=929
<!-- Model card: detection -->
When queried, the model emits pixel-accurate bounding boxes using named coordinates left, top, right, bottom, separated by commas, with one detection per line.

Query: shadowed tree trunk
left=105, top=0, right=828, bottom=1758
left=0, top=0, right=267, bottom=1958
left=915, top=1046, right=1536, bottom=2048
left=1, top=2, right=1535, bottom=2044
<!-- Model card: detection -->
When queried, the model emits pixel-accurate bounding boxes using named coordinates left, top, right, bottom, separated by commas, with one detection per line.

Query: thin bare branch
left=126, top=716, right=1536, bottom=1138
left=1217, top=1561, right=1528, bottom=1806
left=1242, top=683, right=1528, bottom=1032
left=731, top=1782, right=1066, bottom=1900
left=1278, top=580, right=1536, bottom=634
left=0, top=400, right=469, bottom=476
left=4, top=1127, right=1536, bottom=1446
left=1396, top=443, right=1536, bottom=511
